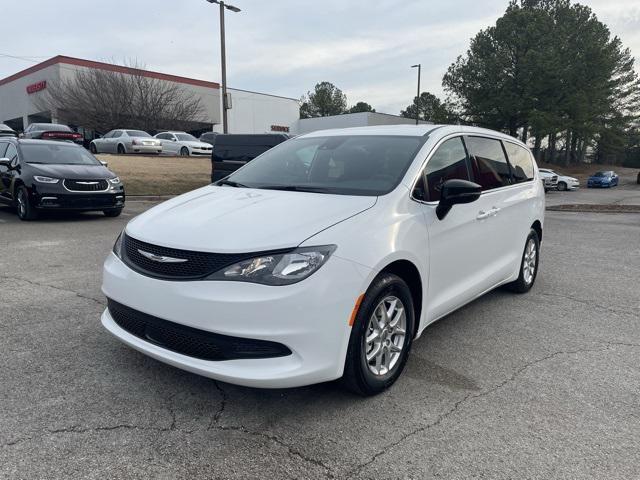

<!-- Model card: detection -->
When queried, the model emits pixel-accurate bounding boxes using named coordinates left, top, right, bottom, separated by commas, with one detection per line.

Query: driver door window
left=415, top=137, right=471, bottom=202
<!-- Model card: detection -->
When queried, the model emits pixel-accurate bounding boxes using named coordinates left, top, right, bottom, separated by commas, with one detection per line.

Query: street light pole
left=206, top=0, right=241, bottom=134
left=219, top=2, right=228, bottom=133
left=411, top=64, right=421, bottom=125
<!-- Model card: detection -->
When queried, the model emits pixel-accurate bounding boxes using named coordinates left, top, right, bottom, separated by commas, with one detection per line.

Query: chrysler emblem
left=138, top=249, right=188, bottom=263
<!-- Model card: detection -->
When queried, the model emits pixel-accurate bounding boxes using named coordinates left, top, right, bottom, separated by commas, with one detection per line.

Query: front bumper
left=101, top=252, right=370, bottom=388
left=31, top=183, right=125, bottom=211
left=189, top=148, right=213, bottom=156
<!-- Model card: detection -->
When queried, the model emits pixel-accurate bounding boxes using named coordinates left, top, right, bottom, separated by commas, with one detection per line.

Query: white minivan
left=101, top=125, right=544, bottom=395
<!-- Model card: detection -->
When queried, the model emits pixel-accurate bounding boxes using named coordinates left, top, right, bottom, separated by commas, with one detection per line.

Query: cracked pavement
left=1, top=200, right=639, bottom=479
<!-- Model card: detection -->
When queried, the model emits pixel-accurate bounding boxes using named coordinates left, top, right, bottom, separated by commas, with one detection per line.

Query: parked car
left=0, top=124, right=17, bottom=137
left=211, top=133, right=289, bottom=181
left=0, top=137, right=124, bottom=220
left=199, top=131, right=218, bottom=146
left=101, top=125, right=544, bottom=395
left=587, top=171, right=619, bottom=188
left=154, top=131, right=212, bottom=156
left=538, top=169, right=558, bottom=192
left=22, top=123, right=83, bottom=144
left=90, top=129, right=162, bottom=155
left=539, top=168, right=579, bottom=191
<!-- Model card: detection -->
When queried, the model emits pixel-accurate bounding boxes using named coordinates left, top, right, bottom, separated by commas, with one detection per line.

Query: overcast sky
left=2, top=0, right=638, bottom=114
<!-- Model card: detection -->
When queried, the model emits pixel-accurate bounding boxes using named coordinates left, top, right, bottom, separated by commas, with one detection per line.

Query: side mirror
left=0, top=158, right=11, bottom=168
left=436, top=179, right=482, bottom=220
left=100, top=160, right=108, bottom=167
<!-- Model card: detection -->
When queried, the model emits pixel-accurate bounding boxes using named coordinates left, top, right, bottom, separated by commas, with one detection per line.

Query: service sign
left=26, top=80, right=47, bottom=94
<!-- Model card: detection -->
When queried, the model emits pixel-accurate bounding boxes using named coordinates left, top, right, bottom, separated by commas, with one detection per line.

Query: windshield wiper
left=257, top=185, right=331, bottom=193
left=217, top=179, right=250, bottom=188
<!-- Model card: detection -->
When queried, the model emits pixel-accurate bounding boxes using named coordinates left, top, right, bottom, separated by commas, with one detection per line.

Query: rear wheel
left=180, top=147, right=190, bottom=156
left=342, top=273, right=414, bottom=396
left=117, top=144, right=126, bottom=155
left=506, top=229, right=540, bottom=293
left=103, top=208, right=122, bottom=218
left=16, top=186, right=38, bottom=221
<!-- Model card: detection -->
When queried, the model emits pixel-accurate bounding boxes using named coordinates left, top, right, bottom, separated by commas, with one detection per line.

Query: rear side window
left=421, top=137, right=471, bottom=202
left=465, top=136, right=511, bottom=190
left=504, top=142, right=534, bottom=182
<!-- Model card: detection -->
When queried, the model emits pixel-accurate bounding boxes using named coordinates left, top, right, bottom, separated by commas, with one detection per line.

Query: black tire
left=103, top=208, right=123, bottom=218
left=180, top=147, right=190, bottom=156
left=89, top=143, right=98, bottom=154
left=557, top=181, right=567, bottom=191
left=16, top=186, right=38, bottom=221
left=117, top=144, right=126, bottom=155
left=341, top=273, right=415, bottom=396
left=505, top=229, right=540, bottom=293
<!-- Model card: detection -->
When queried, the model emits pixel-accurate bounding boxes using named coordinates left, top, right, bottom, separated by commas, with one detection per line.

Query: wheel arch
left=378, top=259, right=423, bottom=338
left=531, top=220, right=542, bottom=243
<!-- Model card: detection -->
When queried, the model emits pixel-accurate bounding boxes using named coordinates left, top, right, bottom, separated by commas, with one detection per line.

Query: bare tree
left=37, top=60, right=206, bottom=133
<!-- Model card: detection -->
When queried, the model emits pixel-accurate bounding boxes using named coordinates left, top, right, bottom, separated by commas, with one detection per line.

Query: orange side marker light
left=348, top=294, right=365, bottom=327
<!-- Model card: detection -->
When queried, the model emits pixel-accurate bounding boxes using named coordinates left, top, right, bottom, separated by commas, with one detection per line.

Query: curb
left=126, top=195, right=177, bottom=201
left=546, top=204, right=640, bottom=213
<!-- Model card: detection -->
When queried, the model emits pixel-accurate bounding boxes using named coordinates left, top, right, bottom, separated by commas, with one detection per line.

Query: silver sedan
left=90, top=129, right=162, bottom=155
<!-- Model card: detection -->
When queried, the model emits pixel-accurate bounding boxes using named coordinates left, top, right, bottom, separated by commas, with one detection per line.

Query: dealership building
left=0, top=55, right=300, bottom=137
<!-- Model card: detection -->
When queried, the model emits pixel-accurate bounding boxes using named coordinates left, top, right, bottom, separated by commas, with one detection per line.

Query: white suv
left=102, top=125, right=545, bottom=395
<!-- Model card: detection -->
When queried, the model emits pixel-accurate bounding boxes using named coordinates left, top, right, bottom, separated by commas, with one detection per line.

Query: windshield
left=594, top=171, right=607, bottom=177
left=175, top=133, right=197, bottom=142
left=126, top=130, right=151, bottom=137
left=21, top=143, right=101, bottom=165
left=36, top=124, right=70, bottom=132
left=224, top=135, right=425, bottom=196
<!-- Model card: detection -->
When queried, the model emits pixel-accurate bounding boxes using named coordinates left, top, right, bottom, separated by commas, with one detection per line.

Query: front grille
left=122, top=234, right=291, bottom=280
left=64, top=179, right=108, bottom=191
left=107, top=299, right=292, bottom=361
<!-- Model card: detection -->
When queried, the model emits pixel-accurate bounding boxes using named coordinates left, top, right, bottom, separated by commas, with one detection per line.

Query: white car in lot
left=538, top=169, right=559, bottom=191
left=90, top=129, right=162, bottom=155
left=101, top=125, right=545, bottom=395
left=154, top=131, right=213, bottom=156
left=539, top=168, right=579, bottom=191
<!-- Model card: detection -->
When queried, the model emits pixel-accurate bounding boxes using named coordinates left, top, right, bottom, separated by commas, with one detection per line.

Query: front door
left=415, top=135, right=500, bottom=322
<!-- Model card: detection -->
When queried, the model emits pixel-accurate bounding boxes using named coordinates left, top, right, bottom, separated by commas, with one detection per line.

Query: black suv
left=211, top=134, right=289, bottom=182
left=0, top=138, right=125, bottom=220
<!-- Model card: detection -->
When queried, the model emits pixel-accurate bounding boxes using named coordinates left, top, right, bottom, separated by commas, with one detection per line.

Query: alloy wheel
left=364, top=296, right=407, bottom=376
left=522, top=238, right=537, bottom=285
left=17, top=190, right=26, bottom=218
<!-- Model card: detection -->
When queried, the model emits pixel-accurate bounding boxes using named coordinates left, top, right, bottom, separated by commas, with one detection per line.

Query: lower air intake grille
left=107, top=299, right=292, bottom=361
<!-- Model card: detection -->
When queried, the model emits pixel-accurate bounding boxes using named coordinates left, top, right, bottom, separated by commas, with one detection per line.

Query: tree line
left=302, top=0, right=640, bottom=166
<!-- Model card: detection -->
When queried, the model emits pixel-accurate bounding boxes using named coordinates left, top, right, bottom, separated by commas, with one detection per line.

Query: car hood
left=125, top=186, right=377, bottom=253
left=28, top=163, right=116, bottom=180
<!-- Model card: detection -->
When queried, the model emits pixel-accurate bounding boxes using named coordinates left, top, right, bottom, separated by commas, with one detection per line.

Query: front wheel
left=557, top=182, right=567, bottom=191
left=180, top=147, right=190, bottom=156
left=505, top=229, right=540, bottom=293
left=117, top=144, right=126, bottom=155
left=90, top=143, right=98, bottom=154
left=16, top=186, right=38, bottom=221
left=341, top=273, right=415, bottom=396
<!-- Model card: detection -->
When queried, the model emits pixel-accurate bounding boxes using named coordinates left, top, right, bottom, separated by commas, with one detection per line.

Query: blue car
left=587, top=171, right=619, bottom=188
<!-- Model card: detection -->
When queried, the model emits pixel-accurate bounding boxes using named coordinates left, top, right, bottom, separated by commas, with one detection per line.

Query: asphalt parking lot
left=1, top=193, right=639, bottom=479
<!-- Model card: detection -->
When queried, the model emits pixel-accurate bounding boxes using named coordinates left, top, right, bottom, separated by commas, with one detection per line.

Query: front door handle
left=476, top=210, right=492, bottom=220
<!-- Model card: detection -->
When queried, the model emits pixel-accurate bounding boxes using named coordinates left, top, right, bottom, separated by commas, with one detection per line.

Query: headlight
left=207, top=245, right=336, bottom=285
left=109, top=177, right=121, bottom=184
left=113, top=231, right=124, bottom=258
left=33, top=176, right=59, bottom=184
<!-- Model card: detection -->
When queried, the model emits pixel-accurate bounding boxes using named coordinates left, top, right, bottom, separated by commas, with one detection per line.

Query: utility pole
left=206, top=0, right=241, bottom=134
left=411, top=64, right=421, bottom=125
